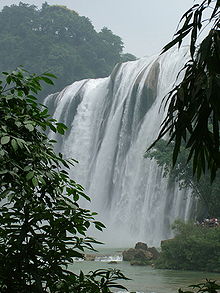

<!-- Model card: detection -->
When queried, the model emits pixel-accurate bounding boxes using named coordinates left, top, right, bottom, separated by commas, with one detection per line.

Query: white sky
left=0, top=0, right=194, bottom=58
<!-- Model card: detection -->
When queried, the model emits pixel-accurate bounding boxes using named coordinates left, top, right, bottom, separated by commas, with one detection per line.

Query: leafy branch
left=148, top=0, right=220, bottom=181
left=0, top=68, right=128, bottom=292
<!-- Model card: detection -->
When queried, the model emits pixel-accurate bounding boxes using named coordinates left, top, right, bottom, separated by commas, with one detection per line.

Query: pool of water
left=69, top=248, right=220, bottom=293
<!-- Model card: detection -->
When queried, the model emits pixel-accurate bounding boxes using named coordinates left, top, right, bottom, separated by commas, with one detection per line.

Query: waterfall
left=45, top=47, right=194, bottom=247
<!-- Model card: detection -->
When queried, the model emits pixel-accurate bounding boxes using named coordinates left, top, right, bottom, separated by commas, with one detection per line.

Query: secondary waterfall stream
left=45, top=47, right=194, bottom=247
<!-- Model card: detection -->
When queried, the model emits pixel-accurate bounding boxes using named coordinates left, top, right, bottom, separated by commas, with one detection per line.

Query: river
left=70, top=247, right=220, bottom=293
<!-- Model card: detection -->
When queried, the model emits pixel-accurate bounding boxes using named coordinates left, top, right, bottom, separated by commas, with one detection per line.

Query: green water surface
left=70, top=248, right=220, bottom=293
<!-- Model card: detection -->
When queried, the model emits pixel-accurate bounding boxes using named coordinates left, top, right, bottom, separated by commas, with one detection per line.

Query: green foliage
left=148, top=0, right=220, bottom=181
left=156, top=221, right=220, bottom=272
left=0, top=68, right=128, bottom=292
left=0, top=2, right=136, bottom=98
left=120, top=53, right=137, bottom=63
left=65, top=269, right=129, bottom=293
left=145, top=139, right=220, bottom=218
left=179, top=280, right=220, bottom=293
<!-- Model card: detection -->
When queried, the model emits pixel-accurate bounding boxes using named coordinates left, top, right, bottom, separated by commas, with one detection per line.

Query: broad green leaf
left=40, top=76, right=54, bottom=85
left=73, top=193, right=79, bottom=201
left=32, top=177, right=38, bottom=187
left=24, top=120, right=34, bottom=125
left=1, top=136, right=10, bottom=145
left=11, top=139, right=18, bottom=151
left=16, top=139, right=24, bottom=148
left=43, top=73, right=57, bottom=79
left=48, top=123, right=57, bottom=132
left=38, top=176, right=46, bottom=185
left=24, top=165, right=32, bottom=171
left=15, top=121, right=22, bottom=128
left=26, top=171, right=34, bottom=180
left=25, top=124, right=34, bottom=132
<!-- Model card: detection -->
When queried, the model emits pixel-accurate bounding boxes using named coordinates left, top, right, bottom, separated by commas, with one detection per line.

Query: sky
left=0, top=0, right=194, bottom=58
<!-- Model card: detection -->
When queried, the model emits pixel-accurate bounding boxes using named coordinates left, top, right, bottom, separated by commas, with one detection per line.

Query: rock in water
left=147, top=247, right=160, bottom=259
left=135, top=242, right=148, bottom=250
left=122, top=246, right=153, bottom=265
left=122, top=248, right=137, bottom=261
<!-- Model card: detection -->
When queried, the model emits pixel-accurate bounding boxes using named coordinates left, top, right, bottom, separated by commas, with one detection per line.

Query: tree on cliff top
left=0, top=2, right=136, bottom=97
left=148, top=0, right=220, bottom=181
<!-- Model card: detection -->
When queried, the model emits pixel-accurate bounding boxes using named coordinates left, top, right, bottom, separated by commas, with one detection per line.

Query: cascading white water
left=45, top=47, right=195, bottom=247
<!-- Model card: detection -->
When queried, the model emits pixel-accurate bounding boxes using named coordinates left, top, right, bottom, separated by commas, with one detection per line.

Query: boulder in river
left=147, top=247, right=160, bottom=259
left=135, top=242, right=148, bottom=250
left=122, top=242, right=160, bottom=265
left=122, top=248, right=136, bottom=261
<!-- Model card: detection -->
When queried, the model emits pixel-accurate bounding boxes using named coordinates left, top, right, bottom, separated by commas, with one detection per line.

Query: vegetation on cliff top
left=0, top=2, right=136, bottom=97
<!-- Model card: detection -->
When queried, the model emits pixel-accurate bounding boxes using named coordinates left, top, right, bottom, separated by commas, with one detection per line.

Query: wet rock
left=84, top=254, right=96, bottom=261
left=135, top=242, right=148, bottom=251
left=134, top=249, right=153, bottom=261
left=122, top=248, right=136, bottom=261
left=147, top=247, right=160, bottom=259
left=122, top=242, right=160, bottom=265
left=142, top=250, right=153, bottom=260
left=122, top=247, right=153, bottom=262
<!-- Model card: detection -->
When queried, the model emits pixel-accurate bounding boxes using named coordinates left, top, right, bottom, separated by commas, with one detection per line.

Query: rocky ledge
left=122, top=242, right=160, bottom=266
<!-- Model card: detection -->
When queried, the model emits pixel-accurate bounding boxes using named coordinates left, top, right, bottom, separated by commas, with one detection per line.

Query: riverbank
left=156, top=222, right=220, bottom=272
left=69, top=248, right=220, bottom=293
